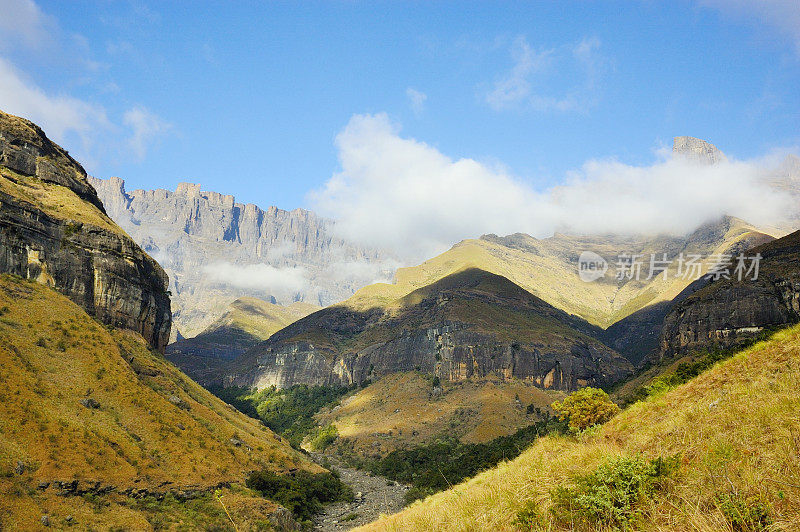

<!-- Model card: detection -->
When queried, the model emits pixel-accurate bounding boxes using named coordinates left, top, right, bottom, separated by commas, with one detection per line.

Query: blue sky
left=0, top=1, right=799, bottom=256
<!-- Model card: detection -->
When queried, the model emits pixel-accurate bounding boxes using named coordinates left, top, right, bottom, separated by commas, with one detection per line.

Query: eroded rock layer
left=0, top=110, right=171, bottom=351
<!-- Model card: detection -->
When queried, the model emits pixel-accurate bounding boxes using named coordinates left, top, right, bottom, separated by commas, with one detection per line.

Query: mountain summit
left=672, top=135, right=726, bottom=165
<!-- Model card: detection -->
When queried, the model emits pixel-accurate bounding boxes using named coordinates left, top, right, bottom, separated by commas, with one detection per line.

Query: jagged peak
left=672, top=136, right=726, bottom=165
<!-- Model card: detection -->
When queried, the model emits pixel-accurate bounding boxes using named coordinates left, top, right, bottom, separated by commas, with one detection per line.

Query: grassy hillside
left=344, top=218, right=772, bottom=329
left=0, top=274, right=320, bottom=530
left=360, top=323, right=800, bottom=531
left=316, top=372, right=563, bottom=456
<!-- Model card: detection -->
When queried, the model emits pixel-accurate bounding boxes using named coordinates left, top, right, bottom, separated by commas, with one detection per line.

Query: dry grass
left=317, top=372, right=563, bottom=456
left=0, top=165, right=125, bottom=235
left=0, top=274, right=318, bottom=530
left=359, top=324, right=800, bottom=531
left=345, top=222, right=769, bottom=328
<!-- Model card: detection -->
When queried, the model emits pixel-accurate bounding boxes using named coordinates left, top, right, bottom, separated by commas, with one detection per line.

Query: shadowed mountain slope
left=225, top=268, right=634, bottom=392
left=166, top=297, right=319, bottom=384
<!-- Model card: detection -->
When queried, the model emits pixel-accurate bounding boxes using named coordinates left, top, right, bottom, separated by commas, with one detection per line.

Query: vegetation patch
left=716, top=492, right=772, bottom=531
left=359, top=416, right=567, bottom=503
left=210, top=384, right=352, bottom=448
left=548, top=454, right=680, bottom=529
left=246, top=468, right=353, bottom=524
left=551, top=387, right=620, bottom=433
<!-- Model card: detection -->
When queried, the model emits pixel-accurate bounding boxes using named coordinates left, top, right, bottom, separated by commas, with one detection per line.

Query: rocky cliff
left=655, top=229, right=800, bottom=361
left=224, top=269, right=634, bottom=391
left=90, top=176, right=394, bottom=339
left=0, top=110, right=171, bottom=351
left=672, top=136, right=727, bottom=165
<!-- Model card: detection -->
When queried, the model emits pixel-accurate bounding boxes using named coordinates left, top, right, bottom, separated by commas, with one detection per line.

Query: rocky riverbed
left=312, top=454, right=408, bottom=531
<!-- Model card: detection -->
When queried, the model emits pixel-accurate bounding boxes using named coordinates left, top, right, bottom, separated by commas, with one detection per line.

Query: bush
left=716, top=492, right=771, bottom=531
left=246, top=469, right=353, bottom=523
left=513, top=500, right=543, bottom=530
left=309, top=424, right=338, bottom=451
left=550, top=455, right=679, bottom=529
left=368, top=416, right=567, bottom=503
left=551, top=387, right=620, bottom=433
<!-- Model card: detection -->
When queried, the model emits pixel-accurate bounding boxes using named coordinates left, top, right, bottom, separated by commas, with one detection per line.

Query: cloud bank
left=311, top=113, right=797, bottom=261
left=202, top=262, right=309, bottom=298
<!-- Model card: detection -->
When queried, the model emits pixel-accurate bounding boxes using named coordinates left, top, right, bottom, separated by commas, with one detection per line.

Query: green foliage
left=309, top=424, right=338, bottom=451
left=209, top=384, right=351, bottom=448
left=625, top=328, right=782, bottom=405
left=551, top=387, right=620, bottom=433
left=716, top=492, right=772, bottom=531
left=550, top=455, right=679, bottom=529
left=512, top=500, right=543, bottom=530
left=246, top=468, right=353, bottom=523
left=364, top=416, right=567, bottom=503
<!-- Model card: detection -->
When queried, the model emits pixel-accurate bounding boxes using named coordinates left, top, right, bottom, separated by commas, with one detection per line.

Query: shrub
left=513, top=500, right=543, bottom=530
left=716, top=492, right=771, bottom=531
left=551, top=387, right=620, bottom=433
left=309, top=424, right=338, bottom=451
left=550, top=455, right=679, bottom=529
left=246, top=469, right=352, bottom=522
left=368, top=416, right=567, bottom=503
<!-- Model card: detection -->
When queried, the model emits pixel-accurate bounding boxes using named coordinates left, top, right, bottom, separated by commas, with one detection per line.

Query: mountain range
left=89, top=175, right=395, bottom=340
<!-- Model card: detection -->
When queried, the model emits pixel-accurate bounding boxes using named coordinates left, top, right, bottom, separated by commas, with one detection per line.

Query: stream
left=311, top=453, right=408, bottom=531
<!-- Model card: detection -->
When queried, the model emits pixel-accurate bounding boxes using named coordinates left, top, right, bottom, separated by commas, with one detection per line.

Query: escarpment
left=0, top=110, right=171, bottom=351
left=224, top=269, right=634, bottom=392
left=654, top=230, right=800, bottom=362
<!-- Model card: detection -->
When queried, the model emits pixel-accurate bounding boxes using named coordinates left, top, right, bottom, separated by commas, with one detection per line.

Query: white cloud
left=311, top=113, right=797, bottom=261
left=0, top=0, right=53, bottom=50
left=202, top=262, right=309, bottom=297
left=406, top=87, right=427, bottom=116
left=124, top=106, right=172, bottom=160
left=0, top=57, right=112, bottom=160
left=699, top=0, right=800, bottom=55
left=486, top=36, right=605, bottom=112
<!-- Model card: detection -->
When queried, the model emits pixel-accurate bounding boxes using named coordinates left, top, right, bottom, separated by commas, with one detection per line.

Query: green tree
left=551, top=387, right=620, bottom=433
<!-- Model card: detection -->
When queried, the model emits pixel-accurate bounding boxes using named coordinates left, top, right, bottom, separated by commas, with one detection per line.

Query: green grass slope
left=360, top=323, right=800, bottom=531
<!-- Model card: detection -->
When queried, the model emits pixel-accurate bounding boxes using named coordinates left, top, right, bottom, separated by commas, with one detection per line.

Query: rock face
left=673, top=136, right=726, bottom=165
left=90, top=176, right=394, bottom=339
left=225, top=269, right=634, bottom=392
left=0, top=110, right=171, bottom=351
left=655, top=230, right=800, bottom=361
left=602, top=217, right=775, bottom=365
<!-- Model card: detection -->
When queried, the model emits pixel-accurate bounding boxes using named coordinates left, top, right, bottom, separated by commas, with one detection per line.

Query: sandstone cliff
left=90, top=176, right=394, bottom=339
left=0, top=110, right=171, bottom=351
left=654, top=229, right=800, bottom=361
left=224, top=269, right=634, bottom=391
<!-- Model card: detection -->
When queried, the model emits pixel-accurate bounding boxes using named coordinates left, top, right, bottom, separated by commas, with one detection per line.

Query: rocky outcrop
left=226, top=269, right=634, bottom=392
left=90, top=176, right=394, bottom=339
left=673, top=136, right=726, bottom=165
left=655, top=230, right=800, bottom=361
left=602, top=217, right=775, bottom=366
left=0, top=110, right=171, bottom=350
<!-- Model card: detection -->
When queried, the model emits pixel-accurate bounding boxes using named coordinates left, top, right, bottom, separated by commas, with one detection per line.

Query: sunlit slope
left=0, top=274, right=317, bottom=530
left=360, top=323, right=800, bottom=531
left=316, top=372, right=563, bottom=456
left=346, top=217, right=772, bottom=328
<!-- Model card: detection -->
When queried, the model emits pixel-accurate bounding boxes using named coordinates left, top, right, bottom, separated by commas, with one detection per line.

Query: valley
left=1, top=5, right=799, bottom=527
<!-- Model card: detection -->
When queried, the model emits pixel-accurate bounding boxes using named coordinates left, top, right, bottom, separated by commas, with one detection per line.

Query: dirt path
left=312, top=453, right=407, bottom=531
